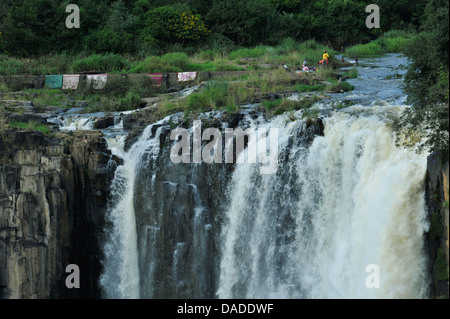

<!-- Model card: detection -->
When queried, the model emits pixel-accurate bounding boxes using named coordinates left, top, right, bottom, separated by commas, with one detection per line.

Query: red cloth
left=148, top=73, right=163, bottom=87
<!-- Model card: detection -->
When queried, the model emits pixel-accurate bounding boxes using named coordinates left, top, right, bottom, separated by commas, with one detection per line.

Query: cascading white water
left=100, top=122, right=164, bottom=298
left=218, top=104, right=430, bottom=299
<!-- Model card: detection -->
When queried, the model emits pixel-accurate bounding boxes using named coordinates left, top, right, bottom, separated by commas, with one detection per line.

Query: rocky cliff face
left=0, top=129, right=115, bottom=298
left=425, top=153, right=449, bottom=298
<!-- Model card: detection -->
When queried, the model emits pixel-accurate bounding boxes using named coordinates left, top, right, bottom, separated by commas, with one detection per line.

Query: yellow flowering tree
left=171, top=11, right=210, bottom=41
left=142, top=6, right=210, bottom=46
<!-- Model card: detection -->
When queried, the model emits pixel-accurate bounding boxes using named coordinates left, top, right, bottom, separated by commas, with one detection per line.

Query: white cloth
left=86, top=74, right=107, bottom=89
left=177, top=72, right=197, bottom=82
left=62, top=74, right=80, bottom=89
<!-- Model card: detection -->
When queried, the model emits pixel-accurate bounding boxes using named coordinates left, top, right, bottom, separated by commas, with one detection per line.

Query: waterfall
left=97, top=53, right=431, bottom=298
left=218, top=104, right=429, bottom=299
left=100, top=122, right=164, bottom=298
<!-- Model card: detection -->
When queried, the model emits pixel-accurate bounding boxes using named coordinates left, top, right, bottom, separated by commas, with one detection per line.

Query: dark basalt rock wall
left=0, top=129, right=116, bottom=298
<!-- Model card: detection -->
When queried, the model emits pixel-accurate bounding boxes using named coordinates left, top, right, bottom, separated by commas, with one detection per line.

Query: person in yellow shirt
left=322, top=50, right=330, bottom=67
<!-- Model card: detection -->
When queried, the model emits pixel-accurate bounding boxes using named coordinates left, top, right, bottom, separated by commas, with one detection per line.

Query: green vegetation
left=75, top=74, right=155, bottom=111
left=345, top=31, right=416, bottom=58
left=428, top=212, right=444, bottom=242
left=9, top=120, right=50, bottom=134
left=342, top=67, right=358, bottom=79
left=0, top=0, right=425, bottom=58
left=294, top=84, right=325, bottom=93
left=326, top=82, right=354, bottom=93
left=394, top=0, right=449, bottom=160
left=0, top=38, right=336, bottom=76
left=302, top=108, right=320, bottom=124
left=434, top=249, right=449, bottom=284
left=71, top=54, right=131, bottom=73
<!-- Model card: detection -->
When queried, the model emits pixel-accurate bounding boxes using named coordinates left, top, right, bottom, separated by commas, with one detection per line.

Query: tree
left=205, top=0, right=281, bottom=46
left=396, top=0, right=449, bottom=158
left=83, top=0, right=136, bottom=53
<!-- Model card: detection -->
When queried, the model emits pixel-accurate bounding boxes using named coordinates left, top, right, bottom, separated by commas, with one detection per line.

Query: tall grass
left=345, top=30, right=416, bottom=57
left=161, top=52, right=190, bottom=71
left=345, top=42, right=384, bottom=58
left=71, top=53, right=130, bottom=73
left=276, top=37, right=299, bottom=55
left=229, top=46, right=270, bottom=60
left=383, top=37, right=414, bottom=53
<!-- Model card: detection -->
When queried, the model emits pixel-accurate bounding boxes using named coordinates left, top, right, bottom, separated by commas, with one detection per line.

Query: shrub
left=384, top=37, right=414, bottom=53
left=199, top=50, right=216, bottom=61
left=276, top=37, right=298, bottom=55
left=161, top=52, right=190, bottom=70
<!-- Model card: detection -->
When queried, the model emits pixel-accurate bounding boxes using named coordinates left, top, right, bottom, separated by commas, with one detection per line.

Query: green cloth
left=45, top=75, right=63, bottom=89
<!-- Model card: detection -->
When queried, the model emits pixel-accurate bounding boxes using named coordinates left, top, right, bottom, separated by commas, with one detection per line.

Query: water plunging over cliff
left=99, top=54, right=431, bottom=299
left=218, top=106, right=429, bottom=298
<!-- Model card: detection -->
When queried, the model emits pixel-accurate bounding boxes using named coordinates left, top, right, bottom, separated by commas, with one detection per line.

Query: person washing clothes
left=322, top=50, right=329, bottom=66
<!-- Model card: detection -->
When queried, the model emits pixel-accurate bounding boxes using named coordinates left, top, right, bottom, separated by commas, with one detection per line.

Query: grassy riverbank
left=0, top=38, right=339, bottom=75
left=345, top=30, right=415, bottom=58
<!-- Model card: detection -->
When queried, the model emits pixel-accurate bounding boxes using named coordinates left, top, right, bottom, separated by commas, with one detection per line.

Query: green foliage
left=203, top=81, right=229, bottom=108
left=205, top=0, right=282, bottom=46
left=229, top=46, right=270, bottom=60
left=129, top=56, right=180, bottom=73
left=262, top=99, right=281, bottom=111
left=326, top=82, right=354, bottom=93
left=213, top=63, right=245, bottom=72
left=276, top=37, right=299, bottom=55
left=383, top=37, right=414, bottom=53
left=9, top=120, right=50, bottom=134
left=433, top=249, right=449, bottom=284
left=294, top=84, right=325, bottom=93
left=0, top=31, right=5, bottom=54
left=0, top=0, right=428, bottom=57
left=395, top=0, right=449, bottom=159
left=345, top=42, right=385, bottom=58
left=75, top=74, right=154, bottom=111
left=429, top=212, right=444, bottom=242
left=140, top=6, right=209, bottom=49
left=187, top=92, right=212, bottom=110
left=71, top=54, right=130, bottom=73
left=342, top=67, right=358, bottom=79
left=161, top=52, right=190, bottom=70
left=302, top=108, right=319, bottom=121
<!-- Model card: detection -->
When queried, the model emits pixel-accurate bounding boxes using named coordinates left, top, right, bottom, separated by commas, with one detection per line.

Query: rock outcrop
left=425, top=152, right=449, bottom=298
left=0, top=129, right=115, bottom=299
